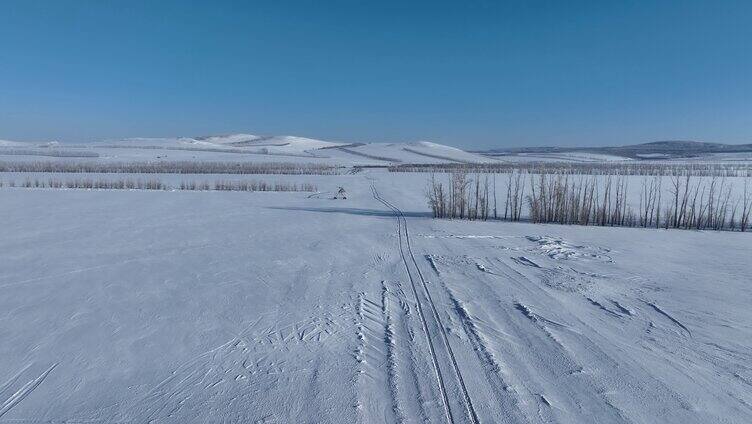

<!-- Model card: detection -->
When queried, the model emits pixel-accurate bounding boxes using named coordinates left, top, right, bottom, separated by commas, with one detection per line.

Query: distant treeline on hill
left=0, top=160, right=341, bottom=175
left=391, top=162, right=752, bottom=177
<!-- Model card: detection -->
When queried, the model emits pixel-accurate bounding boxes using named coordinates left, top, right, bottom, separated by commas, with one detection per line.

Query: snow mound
left=527, top=236, right=613, bottom=262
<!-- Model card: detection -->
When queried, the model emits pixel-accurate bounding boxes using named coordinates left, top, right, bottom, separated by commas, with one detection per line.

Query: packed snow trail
left=370, top=182, right=479, bottom=424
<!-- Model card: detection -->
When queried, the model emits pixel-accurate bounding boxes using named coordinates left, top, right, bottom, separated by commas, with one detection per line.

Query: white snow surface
left=1, top=168, right=751, bottom=423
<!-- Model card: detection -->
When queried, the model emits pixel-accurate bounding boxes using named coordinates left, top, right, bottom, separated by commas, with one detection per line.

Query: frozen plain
left=2, top=166, right=752, bottom=423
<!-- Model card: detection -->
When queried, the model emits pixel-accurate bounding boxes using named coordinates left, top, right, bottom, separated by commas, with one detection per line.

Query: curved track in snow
left=370, top=182, right=479, bottom=424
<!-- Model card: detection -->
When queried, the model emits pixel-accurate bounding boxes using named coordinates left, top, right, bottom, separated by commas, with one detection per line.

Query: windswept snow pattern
left=526, top=235, right=614, bottom=262
left=0, top=363, right=58, bottom=419
left=1, top=169, right=751, bottom=423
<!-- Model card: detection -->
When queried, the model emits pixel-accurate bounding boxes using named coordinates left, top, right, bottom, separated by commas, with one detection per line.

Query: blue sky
left=1, top=1, right=750, bottom=149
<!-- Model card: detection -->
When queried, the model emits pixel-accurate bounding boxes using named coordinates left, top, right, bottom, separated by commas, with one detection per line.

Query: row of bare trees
left=527, top=174, right=634, bottom=226
left=0, top=148, right=100, bottom=158
left=0, top=160, right=341, bottom=175
left=199, top=180, right=317, bottom=192
left=398, top=161, right=752, bottom=177
left=640, top=175, right=752, bottom=231
left=11, top=178, right=167, bottom=190
left=1, top=178, right=317, bottom=192
left=426, top=172, right=492, bottom=220
left=427, top=172, right=752, bottom=232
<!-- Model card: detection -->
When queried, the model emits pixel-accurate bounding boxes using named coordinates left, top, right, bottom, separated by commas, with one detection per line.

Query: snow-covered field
left=2, top=161, right=752, bottom=423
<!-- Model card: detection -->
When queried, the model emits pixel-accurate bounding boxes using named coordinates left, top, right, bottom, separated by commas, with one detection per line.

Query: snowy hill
left=100, top=134, right=345, bottom=157
left=100, top=134, right=491, bottom=163
left=195, top=134, right=339, bottom=150
left=324, top=140, right=494, bottom=164
left=0, top=133, right=495, bottom=165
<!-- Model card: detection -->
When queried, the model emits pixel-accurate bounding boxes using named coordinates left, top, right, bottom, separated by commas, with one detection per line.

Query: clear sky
left=1, top=1, right=750, bottom=149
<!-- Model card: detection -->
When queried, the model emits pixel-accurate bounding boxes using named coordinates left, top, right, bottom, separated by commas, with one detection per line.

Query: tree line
left=2, top=178, right=317, bottom=193
left=426, top=171, right=752, bottom=232
left=0, top=160, right=341, bottom=175
left=397, top=161, right=752, bottom=177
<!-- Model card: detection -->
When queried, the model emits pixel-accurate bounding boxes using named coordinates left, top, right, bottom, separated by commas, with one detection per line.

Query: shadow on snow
left=267, top=206, right=431, bottom=218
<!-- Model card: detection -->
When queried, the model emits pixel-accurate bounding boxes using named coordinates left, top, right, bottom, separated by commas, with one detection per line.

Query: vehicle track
left=370, top=183, right=479, bottom=424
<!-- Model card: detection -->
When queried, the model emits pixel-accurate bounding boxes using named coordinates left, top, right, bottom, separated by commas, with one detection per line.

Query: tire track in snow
left=355, top=281, right=408, bottom=423
left=389, top=279, right=431, bottom=422
left=371, top=182, right=478, bottom=424
left=0, top=363, right=58, bottom=418
left=438, top=279, right=529, bottom=422
left=349, top=225, right=423, bottom=419
left=370, top=183, right=452, bottom=423
left=381, top=281, right=404, bottom=422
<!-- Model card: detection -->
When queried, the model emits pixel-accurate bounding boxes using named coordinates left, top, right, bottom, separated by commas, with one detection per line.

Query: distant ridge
left=480, top=140, right=752, bottom=159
